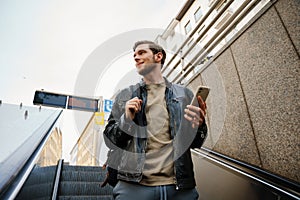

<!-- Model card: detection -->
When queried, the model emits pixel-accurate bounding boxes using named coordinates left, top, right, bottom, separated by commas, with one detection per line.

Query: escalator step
left=62, top=165, right=104, bottom=172
left=15, top=183, right=53, bottom=199
left=24, top=172, right=56, bottom=186
left=23, top=166, right=56, bottom=185
left=59, top=181, right=113, bottom=196
left=61, top=170, right=107, bottom=182
left=25, top=197, right=52, bottom=200
left=58, top=195, right=113, bottom=200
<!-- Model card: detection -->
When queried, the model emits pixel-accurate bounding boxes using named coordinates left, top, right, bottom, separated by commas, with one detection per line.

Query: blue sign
left=104, top=99, right=113, bottom=113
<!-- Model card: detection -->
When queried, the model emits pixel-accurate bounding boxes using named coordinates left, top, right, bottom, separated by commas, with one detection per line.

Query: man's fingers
left=184, top=113, right=204, bottom=128
left=185, top=108, right=200, bottom=120
left=197, top=96, right=207, bottom=114
left=126, top=98, right=142, bottom=113
left=185, top=105, right=206, bottom=128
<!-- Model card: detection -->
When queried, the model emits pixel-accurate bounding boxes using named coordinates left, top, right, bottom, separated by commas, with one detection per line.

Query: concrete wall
left=188, top=0, right=299, bottom=183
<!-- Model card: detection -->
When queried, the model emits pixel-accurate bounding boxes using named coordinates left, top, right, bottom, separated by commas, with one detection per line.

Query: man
left=103, top=40, right=207, bottom=200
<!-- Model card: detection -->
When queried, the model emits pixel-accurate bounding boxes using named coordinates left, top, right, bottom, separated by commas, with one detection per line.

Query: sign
left=94, top=112, right=105, bottom=125
left=104, top=99, right=113, bottom=113
left=33, top=90, right=100, bottom=112
left=68, top=96, right=99, bottom=112
left=33, top=91, right=67, bottom=108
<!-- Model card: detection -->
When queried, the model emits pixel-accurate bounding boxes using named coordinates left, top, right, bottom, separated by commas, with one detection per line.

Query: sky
left=0, top=0, right=185, bottom=161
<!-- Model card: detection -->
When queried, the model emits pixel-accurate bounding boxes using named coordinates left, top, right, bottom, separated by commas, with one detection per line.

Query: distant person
left=103, top=40, right=207, bottom=200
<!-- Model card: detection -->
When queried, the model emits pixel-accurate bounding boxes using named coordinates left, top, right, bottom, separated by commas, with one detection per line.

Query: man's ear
left=155, top=52, right=163, bottom=62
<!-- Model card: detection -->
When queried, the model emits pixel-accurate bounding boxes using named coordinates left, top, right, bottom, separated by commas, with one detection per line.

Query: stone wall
left=188, top=0, right=299, bottom=182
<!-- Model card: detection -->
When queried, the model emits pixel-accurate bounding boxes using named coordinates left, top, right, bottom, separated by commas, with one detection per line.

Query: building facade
left=37, top=127, right=62, bottom=166
left=156, top=0, right=269, bottom=85
left=70, top=112, right=108, bottom=166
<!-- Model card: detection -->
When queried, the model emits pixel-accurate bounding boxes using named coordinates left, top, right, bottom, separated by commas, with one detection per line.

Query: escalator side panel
left=192, top=151, right=295, bottom=200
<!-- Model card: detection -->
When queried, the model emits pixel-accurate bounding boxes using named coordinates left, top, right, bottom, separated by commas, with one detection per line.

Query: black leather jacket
left=103, top=78, right=207, bottom=190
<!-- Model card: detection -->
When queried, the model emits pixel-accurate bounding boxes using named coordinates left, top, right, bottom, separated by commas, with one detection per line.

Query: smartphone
left=191, top=86, right=210, bottom=106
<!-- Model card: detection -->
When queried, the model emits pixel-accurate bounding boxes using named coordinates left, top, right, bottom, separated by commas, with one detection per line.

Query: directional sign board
left=33, top=90, right=67, bottom=108
left=68, top=96, right=99, bottom=112
left=33, top=90, right=99, bottom=112
left=104, top=99, right=113, bottom=113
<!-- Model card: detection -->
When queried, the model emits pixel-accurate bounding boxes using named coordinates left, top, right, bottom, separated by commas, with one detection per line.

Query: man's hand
left=125, top=97, right=143, bottom=121
left=184, top=96, right=207, bottom=128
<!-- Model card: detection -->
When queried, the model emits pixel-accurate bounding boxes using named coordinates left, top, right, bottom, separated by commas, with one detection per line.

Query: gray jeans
left=113, top=181, right=199, bottom=200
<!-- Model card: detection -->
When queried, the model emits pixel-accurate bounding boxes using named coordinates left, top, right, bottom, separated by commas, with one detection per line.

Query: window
left=198, top=25, right=206, bottom=35
left=216, top=0, right=227, bottom=11
left=215, top=10, right=232, bottom=29
left=194, top=7, right=203, bottom=22
left=208, top=0, right=227, bottom=10
left=184, top=21, right=192, bottom=34
left=187, top=38, right=194, bottom=47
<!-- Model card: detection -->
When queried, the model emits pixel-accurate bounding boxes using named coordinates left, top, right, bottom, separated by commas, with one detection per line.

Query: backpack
left=101, top=149, right=119, bottom=187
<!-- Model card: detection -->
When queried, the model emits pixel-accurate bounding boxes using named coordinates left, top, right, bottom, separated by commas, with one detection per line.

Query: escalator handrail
left=51, top=159, right=64, bottom=200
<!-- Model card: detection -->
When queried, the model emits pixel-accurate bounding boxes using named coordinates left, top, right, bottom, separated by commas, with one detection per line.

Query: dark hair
left=133, top=40, right=166, bottom=66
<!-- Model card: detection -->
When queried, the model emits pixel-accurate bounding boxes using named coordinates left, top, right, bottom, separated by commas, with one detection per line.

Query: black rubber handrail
left=51, top=159, right=64, bottom=200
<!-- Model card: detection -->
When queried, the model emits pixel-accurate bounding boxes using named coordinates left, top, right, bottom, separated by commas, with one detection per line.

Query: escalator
left=0, top=103, right=113, bottom=200
left=12, top=149, right=299, bottom=200
left=0, top=103, right=299, bottom=199
left=15, top=160, right=113, bottom=200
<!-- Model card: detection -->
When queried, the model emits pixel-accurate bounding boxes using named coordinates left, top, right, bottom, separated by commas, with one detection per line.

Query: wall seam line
left=229, top=46, right=264, bottom=167
left=273, top=2, right=300, bottom=59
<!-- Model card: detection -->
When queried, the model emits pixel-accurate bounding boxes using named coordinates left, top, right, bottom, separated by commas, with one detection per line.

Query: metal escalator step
left=59, top=181, right=113, bottom=196
left=15, top=166, right=57, bottom=199
left=26, top=197, right=52, bottom=200
left=23, top=166, right=57, bottom=185
left=61, top=170, right=107, bottom=182
left=58, top=195, right=113, bottom=200
left=15, top=183, right=53, bottom=200
left=62, top=165, right=104, bottom=172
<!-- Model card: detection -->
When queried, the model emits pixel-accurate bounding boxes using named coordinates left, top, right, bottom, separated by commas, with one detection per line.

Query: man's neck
left=142, top=66, right=164, bottom=84
left=143, top=73, right=164, bottom=84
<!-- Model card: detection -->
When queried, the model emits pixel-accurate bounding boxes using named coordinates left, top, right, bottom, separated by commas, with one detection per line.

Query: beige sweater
left=140, top=83, right=175, bottom=186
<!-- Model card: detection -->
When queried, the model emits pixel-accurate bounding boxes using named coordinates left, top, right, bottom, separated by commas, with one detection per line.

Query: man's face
left=133, top=44, right=159, bottom=76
